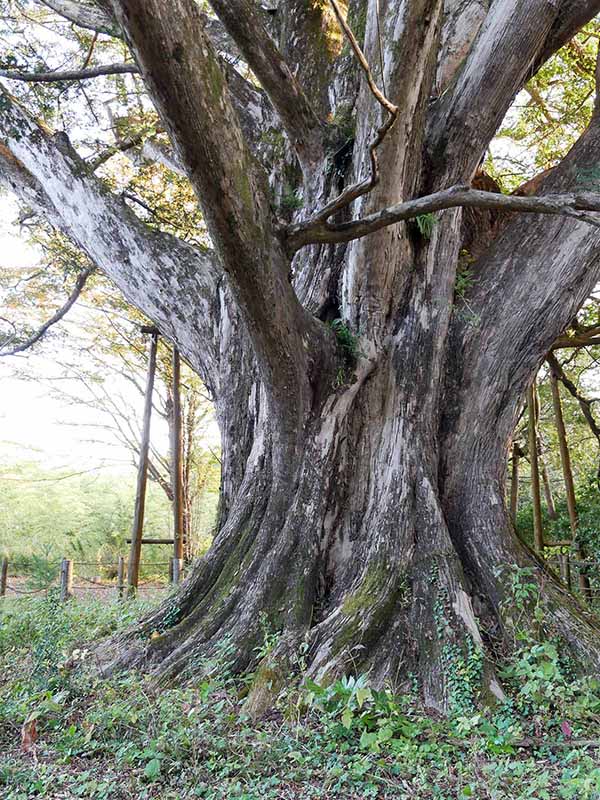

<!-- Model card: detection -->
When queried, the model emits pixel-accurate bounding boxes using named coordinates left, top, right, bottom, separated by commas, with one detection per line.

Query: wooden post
left=171, top=557, right=183, bottom=585
left=117, top=555, right=125, bottom=600
left=171, top=347, right=185, bottom=573
left=549, top=369, right=592, bottom=602
left=60, top=558, right=73, bottom=602
left=527, top=383, right=544, bottom=553
left=559, top=553, right=572, bottom=591
left=510, top=443, right=521, bottom=524
left=540, top=455, right=558, bottom=520
left=0, top=558, right=8, bottom=597
left=128, top=328, right=159, bottom=597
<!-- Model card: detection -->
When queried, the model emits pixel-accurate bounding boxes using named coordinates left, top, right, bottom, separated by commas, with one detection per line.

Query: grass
left=2, top=594, right=600, bottom=799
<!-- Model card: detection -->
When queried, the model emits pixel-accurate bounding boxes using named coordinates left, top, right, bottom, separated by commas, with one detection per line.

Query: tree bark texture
left=3, top=0, right=600, bottom=712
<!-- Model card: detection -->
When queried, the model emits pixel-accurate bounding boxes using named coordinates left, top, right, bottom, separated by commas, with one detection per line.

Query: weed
left=3, top=595, right=600, bottom=799
left=414, top=213, right=437, bottom=240
left=328, top=318, right=362, bottom=386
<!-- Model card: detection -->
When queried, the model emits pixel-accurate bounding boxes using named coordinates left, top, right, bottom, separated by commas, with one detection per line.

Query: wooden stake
left=510, top=443, right=521, bottom=524
left=171, top=557, right=184, bottom=585
left=559, top=553, right=572, bottom=591
left=171, top=347, right=184, bottom=568
left=527, top=383, right=544, bottom=553
left=540, top=455, right=558, bottom=520
left=117, top=555, right=125, bottom=600
left=0, top=558, right=7, bottom=597
left=549, top=369, right=592, bottom=602
left=60, top=558, right=73, bottom=602
left=128, top=329, right=159, bottom=597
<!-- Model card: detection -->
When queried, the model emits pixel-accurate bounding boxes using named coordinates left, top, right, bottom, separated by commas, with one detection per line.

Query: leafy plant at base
left=4, top=595, right=600, bottom=798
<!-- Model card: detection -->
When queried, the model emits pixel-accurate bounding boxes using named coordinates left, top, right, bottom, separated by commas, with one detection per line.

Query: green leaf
left=355, top=686, right=372, bottom=708
left=359, top=730, right=379, bottom=751
left=144, top=758, right=161, bottom=780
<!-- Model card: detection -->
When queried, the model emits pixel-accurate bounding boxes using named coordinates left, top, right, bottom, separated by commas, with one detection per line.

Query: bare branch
left=0, top=83, right=221, bottom=385
left=0, top=265, right=95, bottom=357
left=300, top=0, right=399, bottom=223
left=547, top=351, right=600, bottom=444
left=553, top=324, right=600, bottom=349
left=88, top=132, right=143, bottom=171
left=286, top=184, right=600, bottom=253
left=0, top=62, right=138, bottom=83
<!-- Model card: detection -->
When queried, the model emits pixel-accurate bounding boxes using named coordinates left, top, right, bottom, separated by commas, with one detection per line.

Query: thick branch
left=0, top=265, right=95, bottom=356
left=286, top=185, right=600, bottom=252
left=0, top=84, right=221, bottom=387
left=0, top=62, right=138, bottom=82
left=208, top=0, right=323, bottom=168
left=428, top=0, right=563, bottom=182
left=109, top=0, right=323, bottom=421
left=443, top=113, right=600, bottom=516
left=536, top=1, right=600, bottom=69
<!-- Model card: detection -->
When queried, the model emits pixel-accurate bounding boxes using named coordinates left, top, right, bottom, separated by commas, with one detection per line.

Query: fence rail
left=0, top=555, right=181, bottom=602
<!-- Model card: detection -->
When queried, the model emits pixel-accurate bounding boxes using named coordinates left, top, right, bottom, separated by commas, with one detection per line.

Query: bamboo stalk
left=117, top=555, right=125, bottom=600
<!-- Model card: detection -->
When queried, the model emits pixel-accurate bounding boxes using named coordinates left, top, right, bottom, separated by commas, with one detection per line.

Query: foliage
left=280, top=186, right=304, bottom=213
left=488, top=20, right=600, bottom=190
left=328, top=318, right=362, bottom=386
left=0, top=460, right=218, bottom=577
left=22, top=545, right=60, bottom=592
left=515, top=471, right=600, bottom=602
left=329, top=318, right=361, bottom=362
left=414, top=213, right=437, bottom=240
left=454, top=265, right=476, bottom=301
left=3, top=596, right=600, bottom=799
left=497, top=566, right=600, bottom=729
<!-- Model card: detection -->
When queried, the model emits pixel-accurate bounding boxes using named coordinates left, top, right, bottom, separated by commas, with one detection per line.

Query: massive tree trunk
left=3, top=0, right=600, bottom=712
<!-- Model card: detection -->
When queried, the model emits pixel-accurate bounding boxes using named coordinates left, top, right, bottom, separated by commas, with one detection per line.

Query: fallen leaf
left=21, top=719, right=37, bottom=752
left=560, top=720, right=572, bottom=739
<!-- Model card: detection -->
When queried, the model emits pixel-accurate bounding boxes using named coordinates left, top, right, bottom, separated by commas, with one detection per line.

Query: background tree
left=3, top=0, right=600, bottom=714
